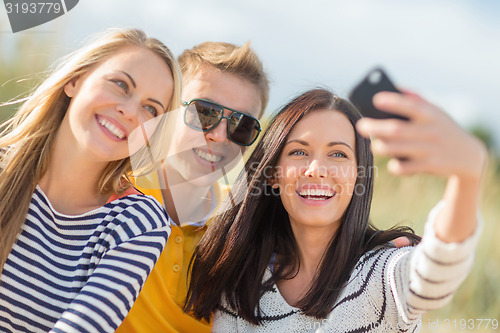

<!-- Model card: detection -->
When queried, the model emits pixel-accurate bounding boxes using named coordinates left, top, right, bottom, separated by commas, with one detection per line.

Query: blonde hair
left=178, top=41, right=269, bottom=117
left=0, top=28, right=182, bottom=271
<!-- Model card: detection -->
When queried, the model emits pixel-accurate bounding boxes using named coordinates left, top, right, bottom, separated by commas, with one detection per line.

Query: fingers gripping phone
left=348, top=68, right=409, bottom=121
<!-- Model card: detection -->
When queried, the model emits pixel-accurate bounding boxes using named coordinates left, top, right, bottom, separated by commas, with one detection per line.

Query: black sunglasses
left=183, top=98, right=261, bottom=146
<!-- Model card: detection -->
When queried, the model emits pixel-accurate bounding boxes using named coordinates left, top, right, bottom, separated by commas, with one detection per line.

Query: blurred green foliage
left=371, top=156, right=500, bottom=332
left=0, top=30, right=55, bottom=123
left=470, top=124, right=497, bottom=153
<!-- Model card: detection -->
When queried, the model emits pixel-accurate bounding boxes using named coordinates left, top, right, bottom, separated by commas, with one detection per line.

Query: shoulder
left=346, top=245, right=415, bottom=301
left=105, top=193, right=170, bottom=228
left=358, top=244, right=412, bottom=267
left=348, top=245, right=413, bottom=289
left=99, top=194, right=171, bottom=238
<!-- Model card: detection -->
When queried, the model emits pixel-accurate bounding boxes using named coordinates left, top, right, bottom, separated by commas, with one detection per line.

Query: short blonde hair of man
left=178, top=41, right=269, bottom=117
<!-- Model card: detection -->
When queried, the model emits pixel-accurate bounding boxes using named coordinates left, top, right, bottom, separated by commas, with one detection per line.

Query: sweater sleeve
left=389, top=202, right=482, bottom=324
left=49, top=197, right=171, bottom=333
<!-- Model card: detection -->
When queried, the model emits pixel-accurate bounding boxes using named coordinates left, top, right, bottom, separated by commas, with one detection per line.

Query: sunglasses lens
left=185, top=99, right=260, bottom=146
left=185, top=100, right=223, bottom=130
left=228, top=113, right=260, bottom=146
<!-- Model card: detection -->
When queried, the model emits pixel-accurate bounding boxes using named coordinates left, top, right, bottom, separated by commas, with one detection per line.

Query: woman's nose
left=304, top=159, right=327, bottom=178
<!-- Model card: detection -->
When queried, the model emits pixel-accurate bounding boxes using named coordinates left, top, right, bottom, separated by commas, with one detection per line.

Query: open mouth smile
left=193, top=148, right=224, bottom=163
left=97, top=115, right=126, bottom=140
left=297, top=188, right=336, bottom=201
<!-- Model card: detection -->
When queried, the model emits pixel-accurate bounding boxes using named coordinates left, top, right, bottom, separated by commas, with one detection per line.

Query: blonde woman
left=0, top=28, right=181, bottom=332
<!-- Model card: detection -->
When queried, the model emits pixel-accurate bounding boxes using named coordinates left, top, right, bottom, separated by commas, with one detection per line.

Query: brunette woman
left=187, top=89, right=485, bottom=332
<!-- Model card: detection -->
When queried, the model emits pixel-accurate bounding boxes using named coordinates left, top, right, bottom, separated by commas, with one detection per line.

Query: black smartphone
left=348, top=68, right=409, bottom=121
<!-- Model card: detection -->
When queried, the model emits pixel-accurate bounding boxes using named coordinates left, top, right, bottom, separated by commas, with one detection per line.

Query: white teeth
left=98, top=118, right=125, bottom=139
left=298, top=188, right=335, bottom=198
left=195, top=149, right=222, bottom=163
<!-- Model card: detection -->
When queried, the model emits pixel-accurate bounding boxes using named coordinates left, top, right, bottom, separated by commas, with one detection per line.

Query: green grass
left=371, top=155, right=500, bottom=332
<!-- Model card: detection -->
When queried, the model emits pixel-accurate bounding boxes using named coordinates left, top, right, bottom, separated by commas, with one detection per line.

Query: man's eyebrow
left=121, top=71, right=136, bottom=88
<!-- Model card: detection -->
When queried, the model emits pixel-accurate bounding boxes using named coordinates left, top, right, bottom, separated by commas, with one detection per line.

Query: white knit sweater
left=212, top=203, right=482, bottom=333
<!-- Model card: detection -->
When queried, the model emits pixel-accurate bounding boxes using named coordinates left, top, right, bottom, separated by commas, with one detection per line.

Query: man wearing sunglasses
left=117, top=41, right=269, bottom=333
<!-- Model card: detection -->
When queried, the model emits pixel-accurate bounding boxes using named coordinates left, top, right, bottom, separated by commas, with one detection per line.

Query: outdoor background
left=1, top=0, right=499, bottom=331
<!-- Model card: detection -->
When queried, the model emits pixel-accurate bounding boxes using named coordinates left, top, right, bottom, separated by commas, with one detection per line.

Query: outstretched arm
left=356, top=91, right=486, bottom=243
left=356, top=91, right=486, bottom=322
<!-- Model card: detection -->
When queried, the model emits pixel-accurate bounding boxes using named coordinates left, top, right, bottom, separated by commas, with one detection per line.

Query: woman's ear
left=268, top=177, right=279, bottom=189
left=64, top=77, right=79, bottom=98
left=266, top=166, right=279, bottom=188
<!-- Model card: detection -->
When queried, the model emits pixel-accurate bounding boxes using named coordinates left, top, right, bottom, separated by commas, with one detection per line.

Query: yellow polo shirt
left=117, top=173, right=220, bottom=333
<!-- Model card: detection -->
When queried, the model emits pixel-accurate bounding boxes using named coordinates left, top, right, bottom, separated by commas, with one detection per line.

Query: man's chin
left=182, top=170, right=223, bottom=188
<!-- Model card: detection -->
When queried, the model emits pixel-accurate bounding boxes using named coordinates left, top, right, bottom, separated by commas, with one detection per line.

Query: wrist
left=452, top=137, right=488, bottom=182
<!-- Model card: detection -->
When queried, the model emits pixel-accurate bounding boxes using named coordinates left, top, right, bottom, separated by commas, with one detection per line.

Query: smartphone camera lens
left=368, top=70, right=382, bottom=85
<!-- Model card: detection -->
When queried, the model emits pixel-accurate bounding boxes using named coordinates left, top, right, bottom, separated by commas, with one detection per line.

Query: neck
left=38, top=132, right=109, bottom=215
left=291, top=224, right=337, bottom=279
left=275, top=222, right=338, bottom=307
left=159, top=163, right=214, bottom=226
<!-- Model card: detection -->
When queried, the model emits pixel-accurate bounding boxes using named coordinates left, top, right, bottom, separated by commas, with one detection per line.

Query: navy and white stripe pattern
left=213, top=203, right=482, bottom=333
left=0, top=186, right=171, bottom=333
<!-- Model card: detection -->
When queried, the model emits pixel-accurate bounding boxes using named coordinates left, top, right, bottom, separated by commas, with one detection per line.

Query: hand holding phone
left=354, top=69, right=486, bottom=179
left=349, top=68, right=409, bottom=121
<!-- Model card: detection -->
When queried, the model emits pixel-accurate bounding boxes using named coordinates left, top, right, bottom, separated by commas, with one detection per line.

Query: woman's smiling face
left=274, top=109, right=358, bottom=234
left=61, top=45, right=174, bottom=163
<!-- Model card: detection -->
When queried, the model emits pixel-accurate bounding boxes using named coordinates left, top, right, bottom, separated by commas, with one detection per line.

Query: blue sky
left=1, top=0, right=499, bottom=147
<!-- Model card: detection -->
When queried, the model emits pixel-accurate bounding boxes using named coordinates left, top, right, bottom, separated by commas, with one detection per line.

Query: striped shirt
left=213, top=202, right=482, bottom=332
left=0, top=186, right=171, bottom=333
